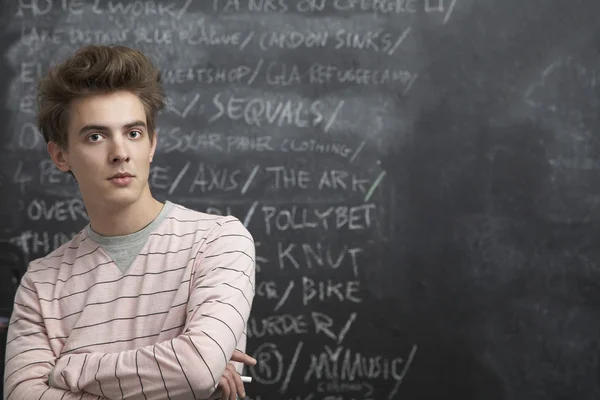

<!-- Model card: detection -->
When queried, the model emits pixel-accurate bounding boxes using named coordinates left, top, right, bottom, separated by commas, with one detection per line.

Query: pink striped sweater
left=4, top=202, right=255, bottom=400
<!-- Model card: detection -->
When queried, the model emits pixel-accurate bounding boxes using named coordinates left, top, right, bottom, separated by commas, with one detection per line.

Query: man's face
left=49, top=91, right=157, bottom=211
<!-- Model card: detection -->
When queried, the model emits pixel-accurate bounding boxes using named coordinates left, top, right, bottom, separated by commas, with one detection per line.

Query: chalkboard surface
left=2, top=0, right=600, bottom=399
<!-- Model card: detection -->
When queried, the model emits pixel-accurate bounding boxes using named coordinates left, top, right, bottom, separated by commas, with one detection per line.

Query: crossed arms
left=4, top=219, right=256, bottom=400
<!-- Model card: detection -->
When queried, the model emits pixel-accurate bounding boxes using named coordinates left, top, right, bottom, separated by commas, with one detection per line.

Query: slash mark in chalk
left=349, top=141, right=366, bottom=163
left=444, top=0, right=457, bottom=24
left=168, top=162, right=190, bottom=195
left=280, top=341, right=303, bottom=393
left=274, top=281, right=294, bottom=312
left=243, top=201, right=259, bottom=227
left=364, top=171, right=386, bottom=201
left=247, top=58, right=264, bottom=85
left=176, top=0, right=192, bottom=19
left=240, top=32, right=254, bottom=50
left=337, top=313, right=357, bottom=344
left=387, top=344, right=418, bottom=399
left=241, top=166, right=259, bottom=194
left=402, top=74, right=419, bottom=96
left=324, top=100, right=344, bottom=132
left=167, top=94, right=200, bottom=118
left=388, top=26, right=412, bottom=56
left=181, top=94, right=200, bottom=118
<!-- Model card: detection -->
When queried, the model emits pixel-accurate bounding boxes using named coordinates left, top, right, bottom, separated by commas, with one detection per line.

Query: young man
left=4, top=45, right=256, bottom=400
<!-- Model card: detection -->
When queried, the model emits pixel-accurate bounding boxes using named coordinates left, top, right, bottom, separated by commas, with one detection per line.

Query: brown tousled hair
left=37, top=45, right=166, bottom=149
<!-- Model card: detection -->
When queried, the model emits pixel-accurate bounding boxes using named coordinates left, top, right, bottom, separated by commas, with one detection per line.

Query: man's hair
left=37, top=45, right=166, bottom=149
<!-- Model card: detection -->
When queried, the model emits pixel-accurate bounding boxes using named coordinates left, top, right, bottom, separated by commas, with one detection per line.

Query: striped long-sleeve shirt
left=4, top=202, right=256, bottom=400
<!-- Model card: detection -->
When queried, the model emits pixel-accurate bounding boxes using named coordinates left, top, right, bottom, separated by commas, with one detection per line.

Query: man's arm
left=4, top=271, right=107, bottom=400
left=50, top=217, right=256, bottom=400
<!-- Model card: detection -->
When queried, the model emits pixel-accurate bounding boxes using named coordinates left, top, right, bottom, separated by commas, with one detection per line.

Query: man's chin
left=85, top=190, right=141, bottom=211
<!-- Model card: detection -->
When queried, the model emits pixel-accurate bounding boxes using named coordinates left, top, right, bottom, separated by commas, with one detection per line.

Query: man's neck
left=86, top=192, right=164, bottom=237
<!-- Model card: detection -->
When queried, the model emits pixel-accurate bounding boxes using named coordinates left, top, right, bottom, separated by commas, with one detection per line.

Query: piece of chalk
left=241, top=376, right=252, bottom=383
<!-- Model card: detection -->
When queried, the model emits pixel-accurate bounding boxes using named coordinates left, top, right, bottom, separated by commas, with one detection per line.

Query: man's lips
left=109, top=173, right=134, bottom=180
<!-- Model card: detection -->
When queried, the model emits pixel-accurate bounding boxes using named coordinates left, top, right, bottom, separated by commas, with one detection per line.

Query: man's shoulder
left=24, top=229, right=90, bottom=277
left=165, top=203, right=252, bottom=239
left=165, top=203, right=243, bottom=229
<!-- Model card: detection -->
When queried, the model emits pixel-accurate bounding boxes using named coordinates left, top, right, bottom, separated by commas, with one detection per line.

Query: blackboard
left=2, top=0, right=600, bottom=399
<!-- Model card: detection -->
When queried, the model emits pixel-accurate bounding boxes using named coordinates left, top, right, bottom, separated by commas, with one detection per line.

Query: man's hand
left=217, top=350, right=257, bottom=400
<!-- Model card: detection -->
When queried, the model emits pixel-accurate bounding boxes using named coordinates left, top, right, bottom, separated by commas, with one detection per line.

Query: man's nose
left=109, top=137, right=130, bottom=163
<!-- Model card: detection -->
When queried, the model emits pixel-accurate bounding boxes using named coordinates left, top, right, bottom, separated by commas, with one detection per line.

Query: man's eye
left=129, top=131, right=142, bottom=138
left=89, top=134, right=102, bottom=142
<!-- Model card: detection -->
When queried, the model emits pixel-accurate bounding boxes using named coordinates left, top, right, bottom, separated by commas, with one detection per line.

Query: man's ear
left=149, top=131, right=157, bottom=163
left=47, top=142, right=71, bottom=172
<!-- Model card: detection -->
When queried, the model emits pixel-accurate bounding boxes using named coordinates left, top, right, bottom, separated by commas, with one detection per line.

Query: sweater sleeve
left=4, top=271, right=108, bottom=400
left=49, top=218, right=256, bottom=400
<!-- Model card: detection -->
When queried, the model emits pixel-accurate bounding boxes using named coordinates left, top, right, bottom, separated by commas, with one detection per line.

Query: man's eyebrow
left=123, top=120, right=147, bottom=130
left=78, top=124, right=108, bottom=135
left=78, top=120, right=147, bottom=135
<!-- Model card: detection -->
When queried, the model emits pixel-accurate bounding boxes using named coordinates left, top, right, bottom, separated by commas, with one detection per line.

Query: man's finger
left=230, top=350, right=257, bottom=365
left=227, top=371, right=237, bottom=400
left=220, top=376, right=230, bottom=400
left=229, top=363, right=246, bottom=398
